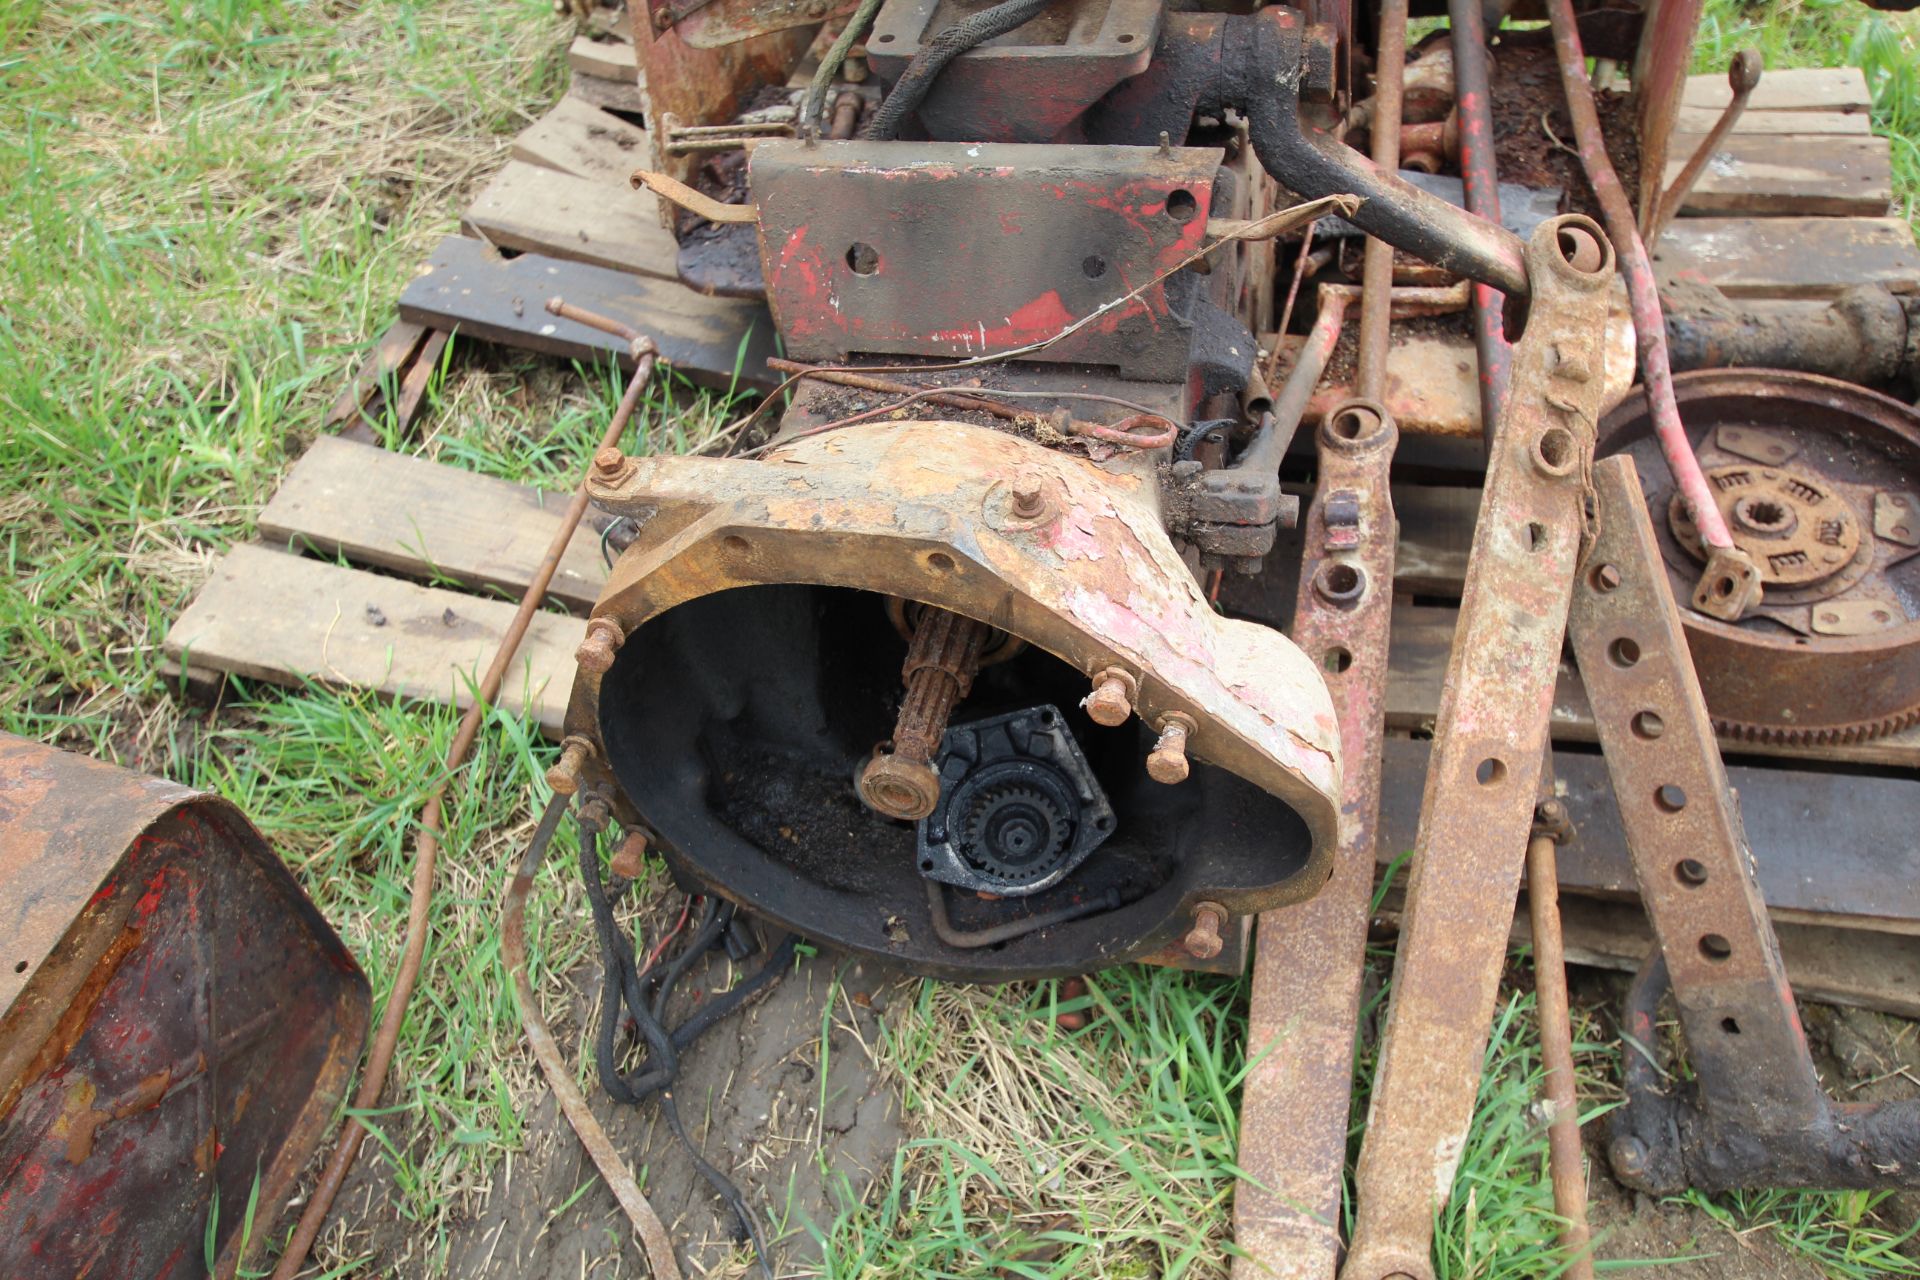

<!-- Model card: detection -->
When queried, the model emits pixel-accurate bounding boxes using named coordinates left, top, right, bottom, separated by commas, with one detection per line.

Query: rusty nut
left=609, top=830, right=650, bottom=880
left=575, top=617, right=627, bottom=675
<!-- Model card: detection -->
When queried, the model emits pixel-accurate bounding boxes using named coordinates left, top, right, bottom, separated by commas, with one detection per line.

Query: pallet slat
left=1376, top=738, right=1920, bottom=936
left=511, top=96, right=651, bottom=187
left=1653, top=216, right=1920, bottom=298
left=1662, top=134, right=1892, bottom=217
left=1671, top=104, right=1872, bottom=135
left=257, top=437, right=608, bottom=612
left=569, top=34, right=640, bottom=82
left=464, top=161, right=680, bottom=281
left=399, top=235, right=779, bottom=392
left=1681, top=65, right=1873, bottom=114
left=162, top=545, right=582, bottom=738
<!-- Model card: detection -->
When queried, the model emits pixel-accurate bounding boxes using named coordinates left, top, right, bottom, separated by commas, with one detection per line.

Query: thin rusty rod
left=1650, top=50, right=1762, bottom=243
left=504, top=795, right=685, bottom=1280
left=1527, top=832, right=1597, bottom=1280
left=1449, top=0, right=1512, bottom=448
left=1544, top=0, right=1736, bottom=558
left=1271, top=290, right=1351, bottom=437
left=1354, top=0, right=1409, bottom=403
left=270, top=314, right=660, bottom=1280
left=763, top=357, right=1022, bottom=420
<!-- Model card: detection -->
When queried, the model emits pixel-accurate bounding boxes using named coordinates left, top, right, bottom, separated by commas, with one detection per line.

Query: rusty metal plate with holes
left=750, top=140, right=1221, bottom=381
left=1572, top=457, right=1822, bottom=1124
left=1571, top=459, right=1920, bottom=1193
left=0, top=734, right=369, bottom=1280
left=1341, top=216, right=1617, bottom=1280
left=1234, top=401, right=1399, bottom=1280
left=864, top=0, right=1163, bottom=142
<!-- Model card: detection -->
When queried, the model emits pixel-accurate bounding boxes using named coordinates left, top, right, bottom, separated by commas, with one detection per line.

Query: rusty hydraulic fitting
left=546, top=735, right=595, bottom=796
left=858, top=606, right=992, bottom=821
left=1146, top=712, right=1198, bottom=784
left=575, top=616, right=626, bottom=675
left=1082, top=666, right=1138, bottom=727
left=1184, top=902, right=1228, bottom=960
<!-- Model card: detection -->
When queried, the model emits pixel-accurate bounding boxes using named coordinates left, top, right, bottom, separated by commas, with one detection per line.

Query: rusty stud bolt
left=609, top=829, right=649, bottom=880
left=1146, top=712, right=1197, bottom=785
left=1082, top=667, right=1137, bottom=727
left=1183, top=902, right=1227, bottom=960
left=1009, top=471, right=1047, bottom=521
left=575, top=617, right=626, bottom=675
left=546, top=735, right=595, bottom=796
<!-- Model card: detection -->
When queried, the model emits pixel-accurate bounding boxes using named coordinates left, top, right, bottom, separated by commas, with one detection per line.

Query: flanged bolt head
left=858, top=747, right=942, bottom=822
left=1146, top=712, right=1197, bottom=784
left=1184, top=902, right=1227, bottom=960
left=1609, top=1134, right=1650, bottom=1180
left=575, top=617, right=626, bottom=675
left=546, top=735, right=595, bottom=796
left=1082, top=667, right=1137, bottom=727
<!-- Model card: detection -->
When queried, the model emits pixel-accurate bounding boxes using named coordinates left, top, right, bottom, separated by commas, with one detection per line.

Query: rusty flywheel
left=1597, top=369, right=1920, bottom=744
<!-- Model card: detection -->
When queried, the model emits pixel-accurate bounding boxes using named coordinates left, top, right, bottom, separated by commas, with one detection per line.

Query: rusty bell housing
left=555, top=0, right=1536, bottom=979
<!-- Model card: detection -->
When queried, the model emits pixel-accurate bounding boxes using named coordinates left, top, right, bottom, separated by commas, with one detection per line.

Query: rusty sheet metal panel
left=1233, top=400, right=1398, bottom=1279
left=1340, top=216, right=1617, bottom=1280
left=750, top=140, right=1222, bottom=380
left=0, top=735, right=368, bottom=1280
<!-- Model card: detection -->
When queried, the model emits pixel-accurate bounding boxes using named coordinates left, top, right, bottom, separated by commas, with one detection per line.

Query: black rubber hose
left=862, top=0, right=1061, bottom=140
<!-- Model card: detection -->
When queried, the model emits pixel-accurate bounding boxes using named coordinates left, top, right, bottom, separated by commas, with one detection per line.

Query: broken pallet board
left=1653, top=216, right=1920, bottom=298
left=568, top=72, right=647, bottom=118
left=464, top=160, right=679, bottom=280
left=399, top=235, right=778, bottom=392
left=257, top=436, right=608, bottom=612
left=511, top=95, right=650, bottom=187
left=163, top=545, right=582, bottom=738
left=1661, top=133, right=1892, bottom=217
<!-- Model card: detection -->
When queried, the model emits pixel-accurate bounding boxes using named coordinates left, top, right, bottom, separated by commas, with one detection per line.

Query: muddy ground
left=320, top=944, right=1918, bottom=1278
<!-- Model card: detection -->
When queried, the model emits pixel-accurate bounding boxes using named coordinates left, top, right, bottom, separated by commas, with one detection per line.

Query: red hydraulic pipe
left=1543, top=0, right=1738, bottom=565
left=1449, top=0, right=1511, bottom=448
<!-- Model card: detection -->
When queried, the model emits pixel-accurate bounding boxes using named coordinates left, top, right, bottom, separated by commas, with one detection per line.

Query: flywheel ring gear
left=1597, top=370, right=1920, bottom=744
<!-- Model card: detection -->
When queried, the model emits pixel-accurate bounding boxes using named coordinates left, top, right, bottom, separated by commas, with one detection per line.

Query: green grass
left=3, top=0, right=1919, bottom=1276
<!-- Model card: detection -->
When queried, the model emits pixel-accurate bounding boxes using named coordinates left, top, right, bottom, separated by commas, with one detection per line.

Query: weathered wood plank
left=257, top=436, right=608, bottom=613
left=569, top=34, right=640, bottom=82
left=1376, top=738, right=1920, bottom=936
left=398, top=235, right=779, bottom=392
left=511, top=96, right=651, bottom=187
left=1672, top=104, right=1873, bottom=135
left=568, top=73, right=647, bottom=118
left=463, top=160, right=679, bottom=280
left=1381, top=603, right=1920, bottom=768
left=1661, top=133, right=1892, bottom=217
left=1652, top=216, right=1920, bottom=298
left=1682, top=65, right=1872, bottom=114
left=162, top=545, right=582, bottom=738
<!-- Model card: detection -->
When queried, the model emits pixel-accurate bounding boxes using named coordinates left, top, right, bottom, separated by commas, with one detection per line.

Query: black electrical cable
left=576, top=815, right=798, bottom=1280
left=861, top=0, right=1061, bottom=141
